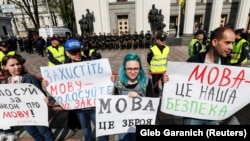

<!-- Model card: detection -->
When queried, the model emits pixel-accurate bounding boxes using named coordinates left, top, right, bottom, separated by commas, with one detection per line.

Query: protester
left=111, top=52, right=169, bottom=141
left=1, top=54, right=54, bottom=141
left=184, top=26, right=235, bottom=125
left=42, top=39, right=108, bottom=141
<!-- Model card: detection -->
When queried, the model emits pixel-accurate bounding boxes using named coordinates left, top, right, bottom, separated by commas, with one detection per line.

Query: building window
left=2, top=26, right=8, bottom=35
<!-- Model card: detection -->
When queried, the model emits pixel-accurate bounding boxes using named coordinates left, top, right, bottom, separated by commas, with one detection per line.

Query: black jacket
left=187, top=52, right=230, bottom=65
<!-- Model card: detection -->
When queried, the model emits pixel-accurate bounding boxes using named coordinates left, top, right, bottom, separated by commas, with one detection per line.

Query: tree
left=9, top=0, right=40, bottom=30
left=48, top=0, right=75, bottom=32
left=8, top=0, right=75, bottom=33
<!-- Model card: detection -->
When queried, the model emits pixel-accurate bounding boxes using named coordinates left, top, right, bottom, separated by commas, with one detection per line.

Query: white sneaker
left=6, top=134, right=16, bottom=141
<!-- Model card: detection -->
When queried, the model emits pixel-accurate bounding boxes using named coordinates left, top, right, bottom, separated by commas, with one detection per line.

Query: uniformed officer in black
left=132, top=32, right=139, bottom=49
left=145, top=30, right=152, bottom=48
left=139, top=30, right=144, bottom=48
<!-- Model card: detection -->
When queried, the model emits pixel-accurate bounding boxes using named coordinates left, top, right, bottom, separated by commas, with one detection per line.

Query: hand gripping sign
left=40, top=58, right=114, bottom=110
left=0, top=83, right=48, bottom=129
left=161, top=61, right=250, bottom=120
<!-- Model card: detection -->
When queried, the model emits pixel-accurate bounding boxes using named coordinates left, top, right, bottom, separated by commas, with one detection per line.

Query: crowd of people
left=0, top=29, right=162, bottom=60
left=0, top=25, right=250, bottom=141
left=76, top=30, right=161, bottom=50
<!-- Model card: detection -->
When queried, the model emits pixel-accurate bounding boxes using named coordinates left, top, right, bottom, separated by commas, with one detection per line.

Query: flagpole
left=176, top=1, right=181, bottom=38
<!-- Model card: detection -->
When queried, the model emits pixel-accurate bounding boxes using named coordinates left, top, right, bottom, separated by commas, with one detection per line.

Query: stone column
left=135, top=0, right=144, bottom=32
left=183, top=0, right=196, bottom=35
left=234, top=0, right=250, bottom=29
left=208, top=0, right=223, bottom=32
left=99, top=0, right=110, bottom=33
left=164, top=0, right=171, bottom=34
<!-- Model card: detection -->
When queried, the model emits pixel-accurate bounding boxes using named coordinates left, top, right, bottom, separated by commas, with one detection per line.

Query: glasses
left=125, top=67, right=140, bottom=72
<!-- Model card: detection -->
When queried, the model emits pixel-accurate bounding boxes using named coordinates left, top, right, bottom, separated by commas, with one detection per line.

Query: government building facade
left=73, top=0, right=250, bottom=36
left=0, top=0, right=249, bottom=38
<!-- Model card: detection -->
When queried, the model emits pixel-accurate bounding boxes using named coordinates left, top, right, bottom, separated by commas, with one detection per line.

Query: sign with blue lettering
left=40, top=58, right=114, bottom=109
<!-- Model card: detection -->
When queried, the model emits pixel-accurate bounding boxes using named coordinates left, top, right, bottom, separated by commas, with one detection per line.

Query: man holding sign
left=184, top=26, right=235, bottom=125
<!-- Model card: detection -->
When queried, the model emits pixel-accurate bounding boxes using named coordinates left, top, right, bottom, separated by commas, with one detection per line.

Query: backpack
left=117, top=78, right=149, bottom=96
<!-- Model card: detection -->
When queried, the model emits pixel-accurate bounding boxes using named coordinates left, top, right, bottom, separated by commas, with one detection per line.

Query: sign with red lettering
left=161, top=61, right=250, bottom=120
left=96, top=95, right=160, bottom=137
left=0, top=84, right=49, bottom=129
left=40, top=58, right=113, bottom=110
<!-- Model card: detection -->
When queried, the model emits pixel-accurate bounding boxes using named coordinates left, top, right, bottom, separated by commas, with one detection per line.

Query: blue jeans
left=183, top=118, right=218, bottom=125
left=118, top=133, right=136, bottom=141
left=76, top=108, right=109, bottom=141
left=24, top=126, right=54, bottom=141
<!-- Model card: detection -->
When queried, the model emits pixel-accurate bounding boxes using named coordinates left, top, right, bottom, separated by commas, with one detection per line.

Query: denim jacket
left=21, top=73, right=46, bottom=96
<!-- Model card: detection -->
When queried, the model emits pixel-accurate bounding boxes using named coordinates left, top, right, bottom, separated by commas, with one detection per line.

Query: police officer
left=46, top=37, right=67, bottom=66
left=147, top=32, right=169, bottom=97
left=112, top=33, right=119, bottom=50
left=124, top=31, right=132, bottom=49
left=229, top=29, right=249, bottom=66
left=105, top=33, right=112, bottom=50
left=119, top=31, right=126, bottom=50
left=0, top=41, right=25, bottom=75
left=132, top=32, right=139, bottom=49
left=145, top=30, right=152, bottom=49
left=139, top=30, right=145, bottom=48
left=188, top=30, right=206, bottom=57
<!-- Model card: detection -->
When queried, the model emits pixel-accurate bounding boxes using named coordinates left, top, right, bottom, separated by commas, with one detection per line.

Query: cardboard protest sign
left=96, top=95, right=160, bottom=137
left=0, top=84, right=48, bottom=129
left=40, top=58, right=114, bottom=110
left=161, top=61, right=250, bottom=120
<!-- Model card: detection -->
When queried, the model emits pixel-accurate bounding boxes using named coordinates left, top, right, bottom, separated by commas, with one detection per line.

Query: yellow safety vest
left=47, top=45, right=65, bottom=66
left=188, top=38, right=205, bottom=57
left=0, top=51, right=16, bottom=69
left=230, top=39, right=248, bottom=65
left=150, top=45, right=170, bottom=72
left=89, top=49, right=95, bottom=56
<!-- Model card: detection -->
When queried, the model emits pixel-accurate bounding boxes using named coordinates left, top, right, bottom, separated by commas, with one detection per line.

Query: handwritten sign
left=0, top=84, right=48, bottom=129
left=96, top=95, right=160, bottom=137
left=161, top=61, right=250, bottom=120
left=40, top=58, right=114, bottom=110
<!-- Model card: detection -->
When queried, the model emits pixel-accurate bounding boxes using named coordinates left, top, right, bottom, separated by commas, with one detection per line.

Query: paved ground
left=6, top=45, right=250, bottom=140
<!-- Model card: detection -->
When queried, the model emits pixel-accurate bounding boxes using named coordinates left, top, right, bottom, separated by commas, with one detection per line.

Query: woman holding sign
left=111, top=52, right=169, bottom=141
left=42, top=39, right=107, bottom=141
left=2, top=55, right=54, bottom=141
